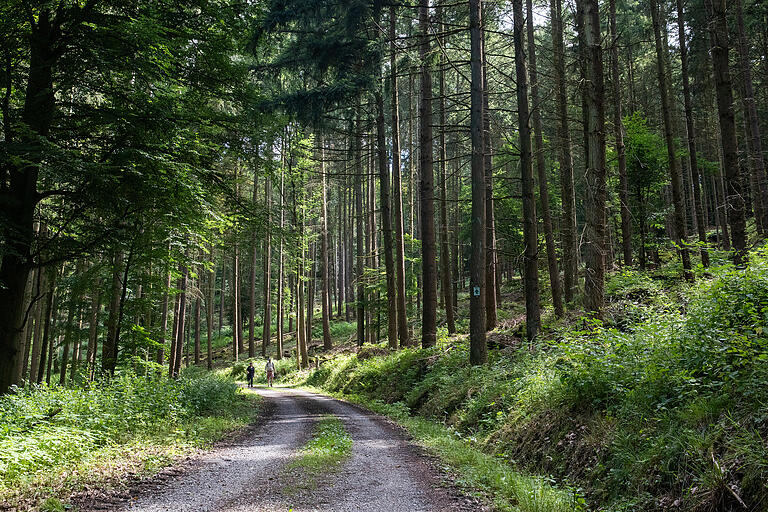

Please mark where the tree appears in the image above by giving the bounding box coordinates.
[577,0,607,316]
[705,0,747,264]
[469,0,487,365]
[650,0,693,281]
[514,0,541,341]
[419,0,437,349]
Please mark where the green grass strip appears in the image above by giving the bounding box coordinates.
[302,389,585,512]
[290,415,352,473]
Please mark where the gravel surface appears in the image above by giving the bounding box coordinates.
[102,387,480,512]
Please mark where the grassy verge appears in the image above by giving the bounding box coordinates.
[304,388,583,512]
[260,246,768,511]
[0,372,260,511]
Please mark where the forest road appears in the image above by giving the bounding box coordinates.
[109,387,478,512]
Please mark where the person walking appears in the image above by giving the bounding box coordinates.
[246,362,255,388]
[265,357,276,387]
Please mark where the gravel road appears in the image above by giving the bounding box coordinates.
[102,387,479,512]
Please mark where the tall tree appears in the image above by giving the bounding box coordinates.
[263,176,273,356]
[705,0,747,264]
[650,0,693,281]
[419,0,437,348]
[551,0,578,302]
[676,0,710,267]
[469,0,487,364]
[577,0,607,315]
[437,5,456,334]
[319,138,333,350]
[514,0,541,340]
[609,0,632,267]
[390,7,410,348]
[527,0,564,317]
[734,0,768,233]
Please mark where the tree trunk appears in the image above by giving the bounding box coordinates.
[38,268,57,384]
[249,176,259,359]
[676,0,710,267]
[650,0,693,281]
[103,251,124,375]
[232,248,241,360]
[263,176,273,356]
[514,0,541,340]
[706,0,747,264]
[376,80,399,349]
[390,8,410,348]
[277,170,285,359]
[319,139,333,351]
[577,0,607,315]
[469,0,487,364]
[734,0,768,234]
[87,276,101,381]
[173,264,188,378]
[551,0,578,303]
[207,257,214,370]
[482,38,497,332]
[437,6,456,335]
[355,116,366,347]
[194,297,201,365]
[0,12,59,393]
[527,0,564,317]
[609,0,632,268]
[419,0,437,348]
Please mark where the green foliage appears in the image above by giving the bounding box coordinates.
[0,373,256,509]
[287,248,768,510]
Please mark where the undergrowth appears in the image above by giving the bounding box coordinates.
[279,246,768,511]
[0,372,259,510]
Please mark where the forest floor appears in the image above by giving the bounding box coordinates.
[85,387,482,512]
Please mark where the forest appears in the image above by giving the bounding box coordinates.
[1,0,768,510]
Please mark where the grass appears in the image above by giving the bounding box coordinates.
[283,415,352,494]
[0,373,260,510]
[291,415,352,472]
[307,390,584,512]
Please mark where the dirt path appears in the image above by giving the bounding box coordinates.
[106,388,479,512]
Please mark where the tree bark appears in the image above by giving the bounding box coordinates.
[577,0,607,315]
[706,0,747,264]
[103,251,124,375]
[194,296,201,365]
[319,139,333,350]
[249,176,259,359]
[527,0,564,317]
[390,8,410,348]
[514,0,541,341]
[263,176,273,356]
[232,247,241,360]
[437,5,456,335]
[277,169,285,359]
[469,0,487,364]
[550,0,578,303]
[419,0,437,348]
[734,0,768,234]
[355,116,366,346]
[676,0,710,267]
[609,0,633,268]
[206,255,214,370]
[172,264,188,378]
[482,37,497,332]
[650,0,693,280]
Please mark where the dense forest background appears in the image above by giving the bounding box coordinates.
[2,0,768,509]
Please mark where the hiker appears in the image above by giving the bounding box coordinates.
[246,362,255,388]
[265,357,275,387]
